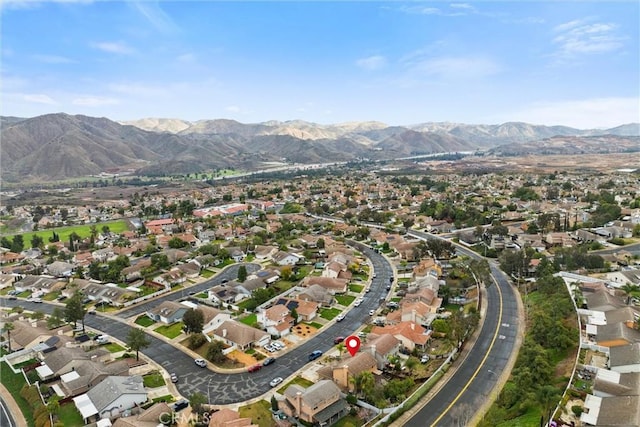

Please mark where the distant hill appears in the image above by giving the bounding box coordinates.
[2,113,638,182]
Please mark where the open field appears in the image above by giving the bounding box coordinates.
[3,220,130,248]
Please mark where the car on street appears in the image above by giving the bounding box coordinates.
[170,373,178,383]
[308,350,323,361]
[334,336,345,344]
[248,364,262,373]
[336,313,345,322]
[354,299,361,307]
[194,358,207,368]
[369,310,375,316]
[27,297,42,303]
[269,377,284,387]
[95,335,109,344]
[87,309,96,315]
[7,295,17,300]
[263,357,276,366]
[172,399,189,411]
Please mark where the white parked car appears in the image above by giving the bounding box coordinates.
[269,377,284,387]
[194,358,207,368]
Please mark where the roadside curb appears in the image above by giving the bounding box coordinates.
[0,382,28,427]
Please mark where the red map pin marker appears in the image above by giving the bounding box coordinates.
[345,336,361,357]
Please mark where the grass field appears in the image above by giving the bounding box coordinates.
[200,269,215,278]
[103,342,126,353]
[57,403,83,427]
[349,284,364,293]
[320,307,341,320]
[238,400,273,427]
[278,376,314,394]
[7,220,130,249]
[154,322,184,339]
[142,371,166,388]
[135,315,155,327]
[239,313,258,328]
[0,361,34,427]
[334,415,364,427]
[335,295,356,306]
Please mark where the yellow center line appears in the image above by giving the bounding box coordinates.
[430,273,504,426]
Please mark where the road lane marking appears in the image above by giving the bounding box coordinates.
[429,272,505,426]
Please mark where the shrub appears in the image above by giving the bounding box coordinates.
[346,394,357,405]
[572,405,583,416]
[188,333,207,350]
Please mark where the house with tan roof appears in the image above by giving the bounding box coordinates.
[146,301,188,324]
[386,300,438,327]
[318,352,377,391]
[609,343,640,373]
[41,346,112,377]
[362,333,401,370]
[207,408,258,427]
[303,277,348,294]
[211,320,270,350]
[8,320,72,351]
[370,321,432,351]
[280,380,348,427]
[58,359,130,397]
[112,402,173,427]
[595,322,640,348]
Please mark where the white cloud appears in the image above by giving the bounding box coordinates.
[108,82,168,97]
[450,3,475,10]
[23,93,57,105]
[91,41,135,55]
[72,96,119,106]
[32,54,74,64]
[356,55,387,71]
[225,106,241,113]
[131,1,178,33]
[553,19,626,55]
[502,97,640,129]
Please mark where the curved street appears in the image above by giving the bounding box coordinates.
[2,248,395,405]
[404,230,521,426]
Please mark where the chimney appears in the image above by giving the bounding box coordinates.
[335,365,350,391]
[369,344,376,357]
[295,392,303,417]
[222,329,227,338]
[411,323,415,331]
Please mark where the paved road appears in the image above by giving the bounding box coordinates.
[593,241,640,255]
[403,230,520,426]
[0,397,16,427]
[114,263,261,319]
[1,249,395,405]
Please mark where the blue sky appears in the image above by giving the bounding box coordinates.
[1,1,638,128]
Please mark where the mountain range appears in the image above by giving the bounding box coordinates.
[1,113,638,182]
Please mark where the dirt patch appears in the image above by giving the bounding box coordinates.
[554,347,578,378]
[227,350,257,367]
[293,324,318,338]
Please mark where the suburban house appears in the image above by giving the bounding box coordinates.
[73,375,148,423]
[370,321,432,352]
[207,408,258,427]
[13,275,63,294]
[83,283,136,307]
[257,304,294,337]
[46,261,76,277]
[272,251,301,266]
[177,303,234,333]
[591,370,640,398]
[253,245,278,261]
[279,380,349,427]
[112,402,173,427]
[8,320,72,351]
[58,359,130,397]
[318,352,377,391]
[210,320,270,351]
[581,394,640,427]
[146,301,188,324]
[594,322,640,348]
[296,284,335,306]
[606,269,640,287]
[303,277,348,294]
[386,300,438,327]
[154,268,187,288]
[208,285,247,305]
[362,333,401,370]
[609,343,640,373]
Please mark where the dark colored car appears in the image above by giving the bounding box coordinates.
[263,357,276,366]
[334,336,345,344]
[308,350,323,361]
[172,399,189,411]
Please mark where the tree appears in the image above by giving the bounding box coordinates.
[290,307,299,325]
[46,395,60,418]
[280,265,293,281]
[537,385,561,426]
[271,395,279,411]
[182,308,205,334]
[65,291,86,332]
[89,225,98,242]
[316,238,325,249]
[30,235,44,249]
[620,283,640,305]
[237,265,247,283]
[2,322,14,353]
[206,340,226,363]
[168,237,188,249]
[32,311,45,321]
[189,392,208,414]
[101,225,110,234]
[47,307,65,329]
[0,237,11,249]
[11,235,24,253]
[127,328,150,360]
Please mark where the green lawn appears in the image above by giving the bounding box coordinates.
[238,400,273,427]
[57,403,83,427]
[200,269,215,278]
[104,342,126,353]
[197,292,208,299]
[152,395,175,403]
[334,415,364,427]
[496,406,543,427]
[335,295,356,306]
[154,322,184,339]
[278,376,314,394]
[42,291,60,301]
[0,362,34,427]
[305,321,324,329]
[320,308,341,320]
[135,315,155,327]
[142,371,166,388]
[349,284,364,293]
[8,220,130,249]
[239,313,258,328]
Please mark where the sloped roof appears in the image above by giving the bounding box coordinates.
[86,375,146,413]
